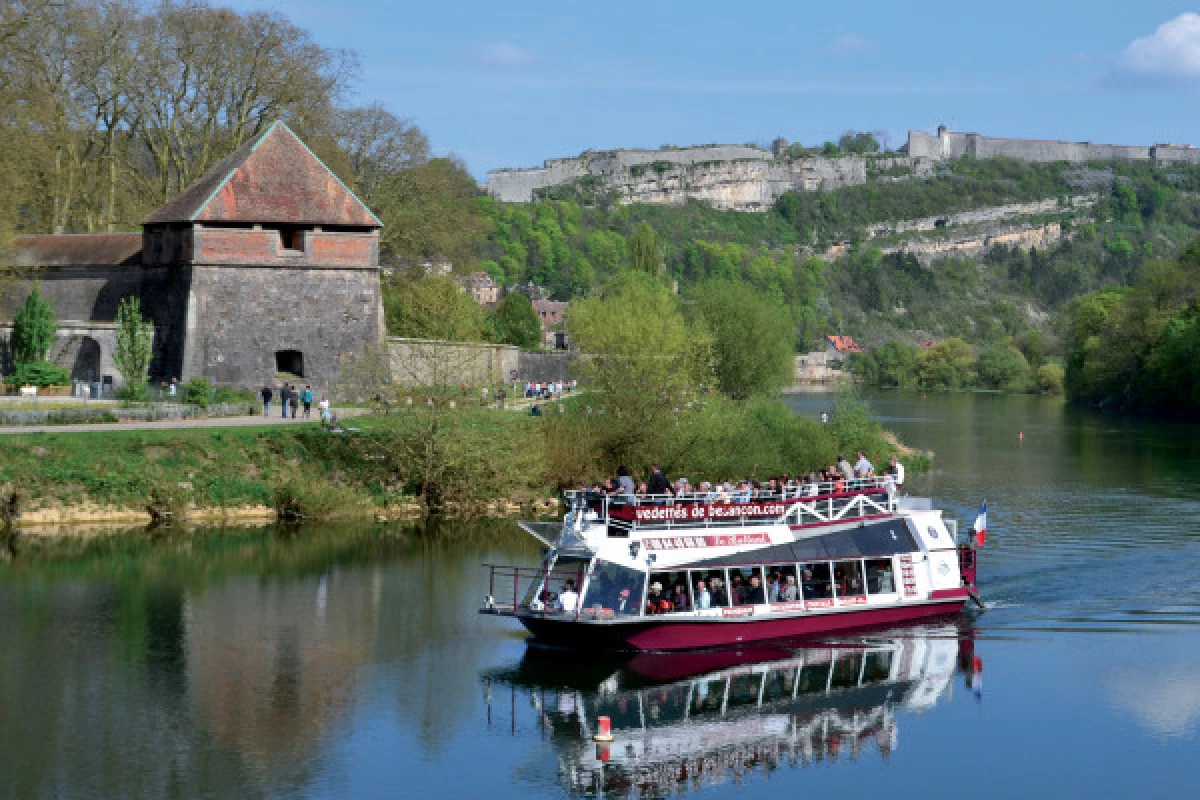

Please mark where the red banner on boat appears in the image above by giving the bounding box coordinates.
[630,502,788,523]
[642,532,771,550]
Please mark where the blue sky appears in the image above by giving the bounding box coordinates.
[224,0,1200,179]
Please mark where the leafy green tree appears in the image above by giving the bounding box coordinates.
[567,272,712,466]
[628,222,665,279]
[492,291,542,348]
[1036,363,1064,395]
[375,158,488,267]
[11,283,55,366]
[915,338,975,389]
[114,296,153,397]
[690,279,794,399]
[383,275,486,341]
[1017,329,1048,369]
[976,343,1031,390]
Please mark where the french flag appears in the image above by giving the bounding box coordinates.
[973,500,988,546]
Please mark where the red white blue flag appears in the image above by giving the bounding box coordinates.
[973,500,988,546]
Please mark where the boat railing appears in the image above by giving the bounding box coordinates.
[564,476,897,531]
[481,563,586,618]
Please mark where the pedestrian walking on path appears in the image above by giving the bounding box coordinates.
[260,384,273,416]
[302,385,313,418]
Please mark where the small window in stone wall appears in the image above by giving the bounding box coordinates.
[276,226,305,255]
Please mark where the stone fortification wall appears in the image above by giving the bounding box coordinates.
[182,264,384,389]
[386,337,574,387]
[0,322,124,384]
[907,128,1200,165]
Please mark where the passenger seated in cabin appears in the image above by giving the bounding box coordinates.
[694,579,712,609]
[729,572,747,605]
[800,568,825,599]
[709,576,729,607]
[645,581,665,614]
[669,583,690,612]
[767,570,781,602]
[780,574,799,602]
[558,580,579,612]
[744,574,766,604]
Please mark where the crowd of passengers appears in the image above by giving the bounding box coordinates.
[642,563,882,614]
[579,455,904,508]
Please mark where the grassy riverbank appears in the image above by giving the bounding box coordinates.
[0,396,928,526]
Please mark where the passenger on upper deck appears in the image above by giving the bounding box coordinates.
[837,455,855,483]
[647,464,673,497]
[854,450,875,479]
[616,465,636,499]
[884,456,905,486]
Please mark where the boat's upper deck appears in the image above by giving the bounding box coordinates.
[565,476,899,535]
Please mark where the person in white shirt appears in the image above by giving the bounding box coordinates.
[885,456,905,486]
[694,579,712,609]
[558,580,579,613]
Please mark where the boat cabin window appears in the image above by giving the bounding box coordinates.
[690,569,729,609]
[799,562,833,599]
[642,684,690,724]
[727,673,764,709]
[580,559,643,615]
[766,563,799,603]
[646,571,691,614]
[540,557,589,611]
[865,558,896,594]
[589,693,642,729]
[833,560,866,598]
[797,657,833,695]
[689,678,727,717]
[763,666,798,703]
[862,649,894,684]
[830,651,866,689]
[727,566,766,605]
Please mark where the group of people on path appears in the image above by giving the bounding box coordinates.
[260,382,331,423]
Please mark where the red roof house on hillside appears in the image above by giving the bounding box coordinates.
[825,335,862,360]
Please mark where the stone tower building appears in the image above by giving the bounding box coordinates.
[3,122,385,390]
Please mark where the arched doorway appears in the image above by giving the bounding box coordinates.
[58,335,101,382]
[275,350,304,378]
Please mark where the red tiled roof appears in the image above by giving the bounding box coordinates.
[143,122,381,228]
[826,335,862,353]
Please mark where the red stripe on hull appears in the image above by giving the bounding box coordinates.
[519,600,966,651]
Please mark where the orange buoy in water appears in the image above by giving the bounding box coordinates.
[594,716,615,742]
[1019,431,1024,442]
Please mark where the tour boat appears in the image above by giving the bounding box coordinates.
[483,625,977,794]
[481,477,983,651]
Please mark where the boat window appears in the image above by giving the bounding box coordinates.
[689,678,727,717]
[829,651,865,689]
[588,693,642,730]
[689,569,727,608]
[580,560,643,616]
[646,571,691,614]
[865,558,897,594]
[540,557,589,612]
[642,684,690,724]
[832,560,866,598]
[765,563,799,603]
[762,667,797,703]
[799,562,833,599]
[727,566,766,605]
[796,659,832,695]
[862,650,894,684]
[727,672,764,708]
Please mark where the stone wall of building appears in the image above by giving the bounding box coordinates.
[183,265,384,388]
[386,337,575,387]
[0,322,124,384]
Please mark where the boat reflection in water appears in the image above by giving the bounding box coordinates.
[484,623,980,795]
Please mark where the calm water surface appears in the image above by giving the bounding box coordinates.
[2,392,1199,799]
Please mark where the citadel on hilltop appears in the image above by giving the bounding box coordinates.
[487,127,1200,212]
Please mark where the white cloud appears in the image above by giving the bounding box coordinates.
[478,42,534,68]
[827,33,878,55]
[1108,13,1200,85]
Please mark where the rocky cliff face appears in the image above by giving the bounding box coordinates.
[486,146,919,211]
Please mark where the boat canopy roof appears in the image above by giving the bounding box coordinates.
[682,518,918,567]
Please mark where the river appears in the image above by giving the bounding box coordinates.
[1,392,1198,798]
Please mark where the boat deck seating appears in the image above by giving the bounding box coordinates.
[564,477,898,536]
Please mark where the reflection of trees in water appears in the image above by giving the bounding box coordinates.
[0,518,539,796]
